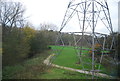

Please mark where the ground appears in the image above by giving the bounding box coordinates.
[2,46,115,79]
[50,45,108,74]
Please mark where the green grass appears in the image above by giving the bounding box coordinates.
[2,51,51,79]
[2,46,113,79]
[40,67,104,79]
[51,46,80,69]
[3,50,103,79]
[49,45,108,75]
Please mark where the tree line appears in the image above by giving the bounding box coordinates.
[0,0,58,66]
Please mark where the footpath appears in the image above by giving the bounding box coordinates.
[43,54,113,79]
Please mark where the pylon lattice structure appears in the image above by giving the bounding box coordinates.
[52,0,116,79]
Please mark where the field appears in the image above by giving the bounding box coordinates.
[3,49,105,79]
[50,45,109,75]
[40,67,104,79]
[2,46,115,79]
[2,51,51,79]
[2,50,103,79]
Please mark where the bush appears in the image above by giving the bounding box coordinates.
[3,27,30,66]
[2,26,51,66]
[29,31,48,58]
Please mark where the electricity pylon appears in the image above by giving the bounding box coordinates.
[54,0,115,79]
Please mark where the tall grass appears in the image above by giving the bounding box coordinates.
[2,51,51,79]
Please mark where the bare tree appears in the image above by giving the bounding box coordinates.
[0,0,26,29]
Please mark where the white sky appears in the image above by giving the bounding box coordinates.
[18,0,119,33]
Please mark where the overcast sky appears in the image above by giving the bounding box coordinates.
[18,0,119,33]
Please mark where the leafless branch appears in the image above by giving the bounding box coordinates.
[0,0,26,29]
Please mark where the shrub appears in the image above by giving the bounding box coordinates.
[29,31,48,58]
[3,27,30,66]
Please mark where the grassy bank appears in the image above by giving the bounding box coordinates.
[50,45,110,75]
[2,46,113,79]
[2,49,104,79]
[2,49,101,79]
[40,67,105,79]
[2,51,51,79]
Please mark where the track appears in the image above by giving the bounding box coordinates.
[43,54,113,79]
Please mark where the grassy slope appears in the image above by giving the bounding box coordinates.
[2,46,112,79]
[3,51,51,79]
[52,46,79,69]
[50,45,108,74]
[40,67,104,79]
[40,46,105,79]
[3,50,102,79]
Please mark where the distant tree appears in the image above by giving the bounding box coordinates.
[40,23,58,31]
[42,30,58,45]
[29,31,48,58]
[38,23,58,45]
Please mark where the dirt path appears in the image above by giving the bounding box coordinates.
[43,54,113,79]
